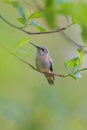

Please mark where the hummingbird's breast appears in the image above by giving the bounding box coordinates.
[35,53,51,71]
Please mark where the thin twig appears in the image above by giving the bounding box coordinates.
[79,68,87,72]
[60,31,82,48]
[0,43,65,77]
[0,14,70,35]
[1,14,87,52]
[60,29,87,54]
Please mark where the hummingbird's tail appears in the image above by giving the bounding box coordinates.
[45,74,54,85]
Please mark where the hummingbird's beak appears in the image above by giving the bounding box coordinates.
[29,42,42,50]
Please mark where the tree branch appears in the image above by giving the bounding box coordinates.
[0,14,70,35]
[1,14,87,53]
[0,43,66,77]
[60,29,87,54]
[0,42,87,79]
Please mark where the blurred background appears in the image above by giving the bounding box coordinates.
[0,1,87,130]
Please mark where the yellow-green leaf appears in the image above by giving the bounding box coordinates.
[15,38,30,50]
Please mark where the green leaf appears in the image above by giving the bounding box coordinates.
[72,1,87,43]
[58,3,74,16]
[14,49,30,57]
[29,20,46,32]
[57,0,87,43]
[81,24,87,43]
[29,11,44,19]
[64,48,85,80]
[72,66,79,73]
[15,38,30,50]
[67,57,80,70]
[17,18,26,25]
[36,26,46,32]
[5,0,18,4]
[5,0,29,25]
[77,48,85,66]
[64,57,80,78]
[65,52,84,71]
[57,0,72,3]
[44,0,56,29]
[5,1,25,18]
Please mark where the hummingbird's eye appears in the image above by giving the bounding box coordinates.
[43,49,48,53]
[41,48,45,51]
[39,47,48,53]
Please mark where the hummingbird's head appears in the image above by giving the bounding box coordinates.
[37,46,49,54]
[30,42,49,55]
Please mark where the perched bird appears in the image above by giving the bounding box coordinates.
[30,42,54,85]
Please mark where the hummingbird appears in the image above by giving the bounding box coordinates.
[30,42,55,85]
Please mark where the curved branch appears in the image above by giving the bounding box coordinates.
[0,43,87,79]
[1,14,87,52]
[0,43,66,77]
[0,14,69,35]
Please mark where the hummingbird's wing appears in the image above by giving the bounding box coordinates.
[45,60,55,85]
[50,61,53,71]
[50,61,55,80]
